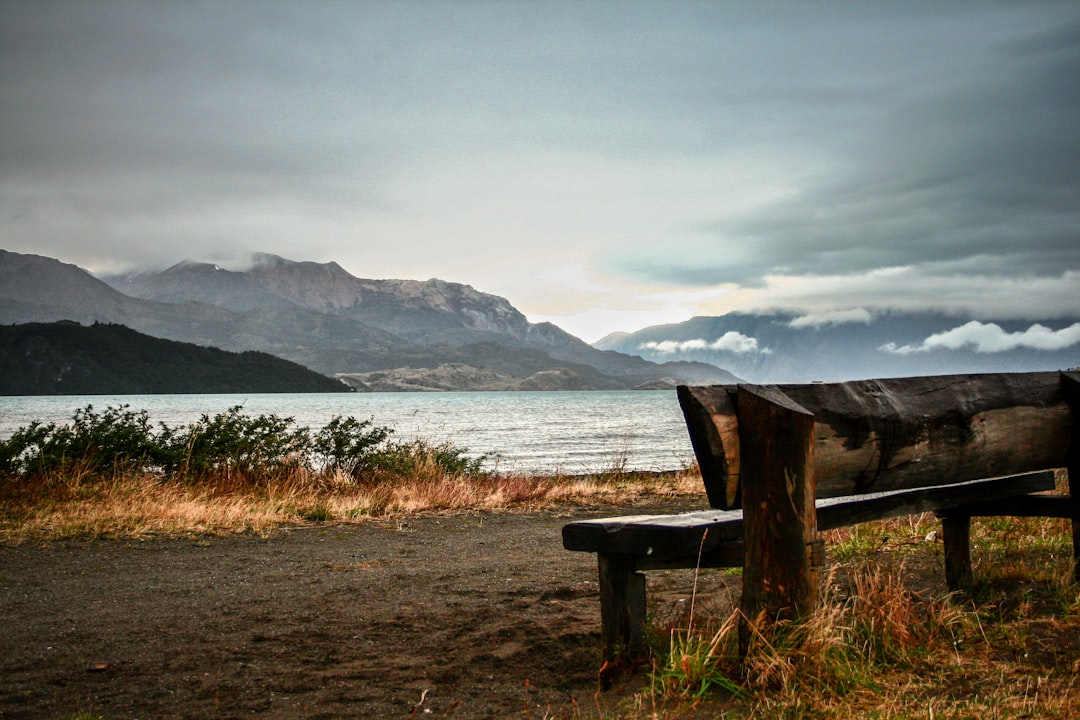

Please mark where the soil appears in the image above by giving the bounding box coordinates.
[0,499,734,719]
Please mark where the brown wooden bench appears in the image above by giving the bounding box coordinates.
[562,371,1079,661]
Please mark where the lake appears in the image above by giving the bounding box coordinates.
[0,391,695,475]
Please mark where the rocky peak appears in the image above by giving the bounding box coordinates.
[373,278,529,335]
[103,253,531,338]
[239,256,531,337]
[243,254,366,312]
[105,260,293,312]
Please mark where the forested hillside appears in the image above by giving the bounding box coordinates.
[0,322,352,394]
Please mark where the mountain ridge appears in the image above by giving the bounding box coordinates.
[1,250,737,391]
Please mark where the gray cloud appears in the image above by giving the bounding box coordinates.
[616,11,1080,292]
[2,1,1078,336]
[788,309,873,329]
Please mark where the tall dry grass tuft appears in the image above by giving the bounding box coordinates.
[543,468,703,506]
[847,561,919,664]
[651,561,1001,711]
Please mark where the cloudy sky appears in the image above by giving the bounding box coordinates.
[2,1,1078,342]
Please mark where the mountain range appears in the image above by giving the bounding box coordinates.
[596,311,1080,383]
[0,250,736,391]
[5,249,1075,390]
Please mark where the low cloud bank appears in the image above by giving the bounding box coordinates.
[788,308,873,329]
[880,321,1080,355]
[640,331,766,355]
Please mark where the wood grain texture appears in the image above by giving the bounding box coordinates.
[677,384,739,509]
[597,554,646,661]
[737,384,818,630]
[679,372,1071,508]
[1062,371,1080,581]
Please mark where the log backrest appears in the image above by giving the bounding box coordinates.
[678,371,1077,511]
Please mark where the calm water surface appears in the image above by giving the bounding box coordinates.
[0,391,694,474]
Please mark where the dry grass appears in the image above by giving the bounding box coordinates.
[587,470,1080,718]
[0,464,703,543]
[605,506,1080,720]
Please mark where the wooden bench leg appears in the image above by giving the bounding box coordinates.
[1069,490,1080,584]
[1054,362,1078,581]
[597,553,646,662]
[1069,462,1080,584]
[941,514,974,591]
[1070,514,1080,584]
[1070,496,1080,584]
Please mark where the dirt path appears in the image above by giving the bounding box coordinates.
[1,500,727,719]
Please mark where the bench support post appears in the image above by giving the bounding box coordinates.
[1070,463,1080,584]
[940,514,974,590]
[597,553,646,663]
[1064,371,1080,583]
[737,384,818,655]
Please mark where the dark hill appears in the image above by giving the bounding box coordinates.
[0,322,352,395]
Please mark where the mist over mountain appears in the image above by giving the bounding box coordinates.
[595,311,1080,383]
[0,250,736,391]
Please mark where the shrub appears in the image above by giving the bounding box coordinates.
[309,415,394,477]
[0,404,487,486]
[365,439,488,480]
[0,421,55,478]
[159,406,310,480]
[0,405,158,479]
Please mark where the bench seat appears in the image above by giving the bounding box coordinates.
[564,470,1058,564]
[564,472,1067,660]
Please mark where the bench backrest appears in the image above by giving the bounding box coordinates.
[678,371,1076,511]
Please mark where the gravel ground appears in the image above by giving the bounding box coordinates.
[0,499,727,719]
